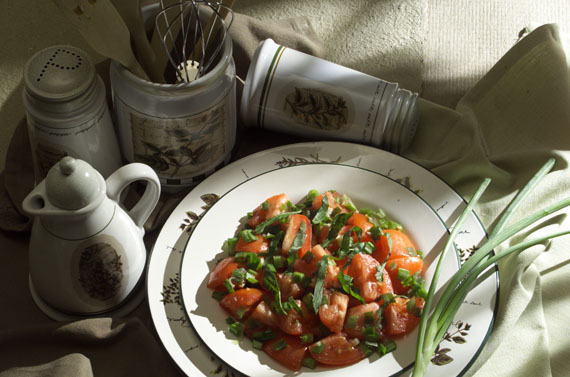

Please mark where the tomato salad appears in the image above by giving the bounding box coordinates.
[207,190,427,371]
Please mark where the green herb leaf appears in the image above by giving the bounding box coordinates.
[261,200,270,211]
[312,195,330,225]
[287,221,307,271]
[288,296,303,315]
[322,212,352,247]
[338,270,365,304]
[262,268,286,315]
[255,211,301,234]
[312,256,329,314]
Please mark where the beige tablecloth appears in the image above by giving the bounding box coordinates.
[1,10,569,377]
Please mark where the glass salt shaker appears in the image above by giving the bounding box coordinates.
[23,45,123,182]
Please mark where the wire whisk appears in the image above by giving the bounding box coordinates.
[155,0,234,83]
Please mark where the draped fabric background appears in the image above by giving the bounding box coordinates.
[1,1,570,376]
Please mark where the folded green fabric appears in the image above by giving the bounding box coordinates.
[405,24,570,377]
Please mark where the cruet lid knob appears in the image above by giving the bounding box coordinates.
[45,156,103,210]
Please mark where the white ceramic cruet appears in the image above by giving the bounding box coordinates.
[22,156,160,317]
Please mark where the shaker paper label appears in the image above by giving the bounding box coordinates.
[256,46,392,146]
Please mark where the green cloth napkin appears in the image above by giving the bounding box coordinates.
[405,23,570,376]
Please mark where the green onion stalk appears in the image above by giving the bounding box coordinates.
[413,158,570,376]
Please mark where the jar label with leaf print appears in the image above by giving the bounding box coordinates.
[124,95,232,188]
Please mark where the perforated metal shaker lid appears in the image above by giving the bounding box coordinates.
[23,45,95,102]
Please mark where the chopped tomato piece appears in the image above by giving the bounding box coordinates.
[346,212,374,234]
[282,214,312,258]
[263,333,308,371]
[293,245,339,288]
[311,191,341,210]
[345,253,393,302]
[309,333,365,366]
[372,229,418,263]
[385,256,424,294]
[278,300,319,336]
[235,234,269,254]
[219,288,264,320]
[277,272,305,301]
[249,301,279,328]
[343,302,381,339]
[318,290,349,334]
[247,193,289,228]
[385,297,424,336]
[207,257,241,291]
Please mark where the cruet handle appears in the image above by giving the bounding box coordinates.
[106,163,161,229]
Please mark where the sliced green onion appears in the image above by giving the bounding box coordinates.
[364,311,375,326]
[272,255,286,269]
[379,339,396,355]
[229,321,243,337]
[345,315,358,329]
[341,194,358,212]
[362,326,379,341]
[211,291,226,301]
[273,339,288,351]
[252,339,263,350]
[397,268,411,281]
[240,229,258,242]
[236,307,247,319]
[302,357,317,369]
[359,342,373,357]
[261,200,270,211]
[293,271,306,284]
[253,329,276,341]
[224,278,235,293]
[311,342,325,355]
[300,333,314,344]
[414,158,570,377]
[223,237,238,256]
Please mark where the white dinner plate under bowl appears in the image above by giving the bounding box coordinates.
[147,141,497,376]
